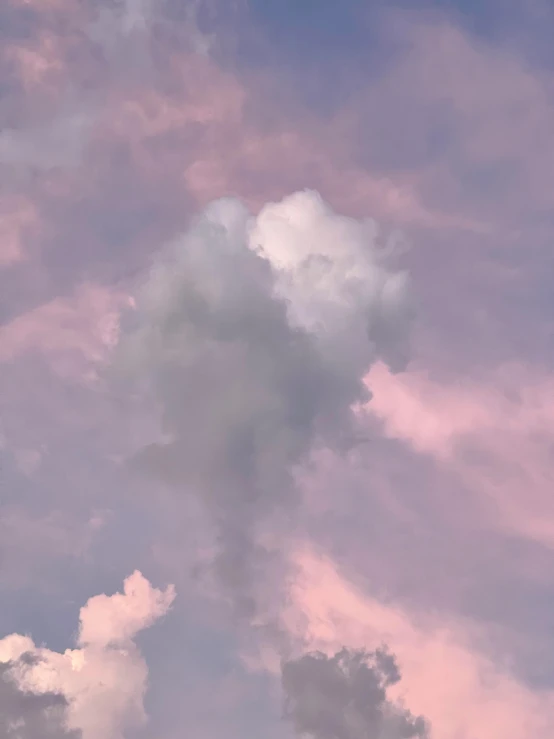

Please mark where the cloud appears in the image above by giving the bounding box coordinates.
[344,16,554,232]
[3,31,66,95]
[282,647,428,739]
[0,0,153,178]
[6,5,554,738]
[283,547,554,739]
[0,571,175,739]
[0,508,102,589]
[0,106,95,171]
[1,7,474,335]
[77,568,175,647]
[116,189,413,622]
[0,660,78,739]
[364,360,493,459]
[0,196,37,267]
[89,0,153,44]
[0,283,131,378]
[87,0,154,75]
[250,191,413,369]
[365,361,554,548]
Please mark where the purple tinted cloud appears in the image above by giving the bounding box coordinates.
[2,2,554,738]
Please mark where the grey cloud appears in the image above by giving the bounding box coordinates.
[0,106,94,172]
[0,659,78,739]
[89,0,153,42]
[282,648,427,739]
[114,189,427,737]
[87,0,154,78]
[116,190,413,622]
[0,0,152,179]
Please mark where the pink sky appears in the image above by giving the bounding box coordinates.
[2,2,554,738]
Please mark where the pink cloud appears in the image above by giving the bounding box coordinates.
[4,32,65,92]
[358,18,554,227]
[282,546,554,739]
[92,48,471,230]
[3,8,554,738]
[11,0,68,8]
[0,283,133,377]
[3,10,552,274]
[365,361,509,457]
[76,13,552,254]
[79,570,176,648]
[0,507,106,588]
[2,14,514,297]
[0,197,38,266]
[365,361,554,547]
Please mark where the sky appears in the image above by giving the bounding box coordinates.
[2,0,554,737]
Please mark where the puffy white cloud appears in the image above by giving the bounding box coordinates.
[251,190,411,361]
[116,189,413,622]
[0,571,175,739]
[77,569,176,648]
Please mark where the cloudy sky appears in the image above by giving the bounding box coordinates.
[2,0,554,737]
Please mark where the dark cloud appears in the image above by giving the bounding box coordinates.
[282,647,427,739]
[0,658,79,739]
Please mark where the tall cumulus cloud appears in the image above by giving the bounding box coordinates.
[117,189,413,622]
[115,188,424,738]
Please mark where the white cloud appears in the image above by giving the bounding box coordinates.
[249,189,413,370]
[0,571,176,739]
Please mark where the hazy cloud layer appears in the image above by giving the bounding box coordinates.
[3,1,554,738]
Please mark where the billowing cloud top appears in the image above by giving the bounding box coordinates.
[0,572,175,739]
[251,191,411,364]
[117,189,412,621]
